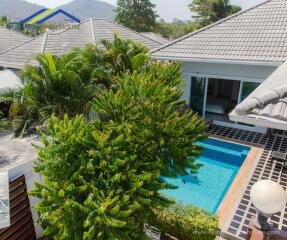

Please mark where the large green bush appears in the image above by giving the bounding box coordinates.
[152,203,218,240]
[31,56,207,239]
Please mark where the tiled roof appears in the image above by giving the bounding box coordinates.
[230,61,287,130]
[152,0,287,63]
[140,32,170,45]
[0,28,31,54]
[0,19,163,69]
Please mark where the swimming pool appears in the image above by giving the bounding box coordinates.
[161,138,250,214]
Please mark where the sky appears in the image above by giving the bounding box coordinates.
[25,0,264,22]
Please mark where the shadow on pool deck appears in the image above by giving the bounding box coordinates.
[0,133,38,171]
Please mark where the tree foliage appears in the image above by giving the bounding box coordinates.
[0,16,9,27]
[0,111,9,131]
[155,19,196,40]
[0,16,44,37]
[0,52,101,136]
[0,35,149,136]
[152,203,218,240]
[189,0,241,27]
[31,44,207,239]
[115,0,158,32]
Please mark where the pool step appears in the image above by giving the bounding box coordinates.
[197,142,248,157]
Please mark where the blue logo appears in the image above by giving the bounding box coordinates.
[12,8,80,25]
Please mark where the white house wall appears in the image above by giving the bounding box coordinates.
[181,62,277,104]
[182,62,276,81]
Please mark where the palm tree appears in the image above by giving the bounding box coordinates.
[72,35,149,90]
[0,53,101,136]
[0,35,150,137]
[101,34,149,75]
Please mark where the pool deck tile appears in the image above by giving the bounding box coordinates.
[207,125,287,240]
[215,139,262,231]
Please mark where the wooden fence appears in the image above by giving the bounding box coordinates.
[0,175,36,240]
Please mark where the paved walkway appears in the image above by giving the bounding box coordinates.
[0,133,38,171]
[0,172,9,229]
[206,125,287,240]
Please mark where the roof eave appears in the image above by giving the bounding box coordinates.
[0,61,30,70]
[229,111,287,131]
[151,55,283,67]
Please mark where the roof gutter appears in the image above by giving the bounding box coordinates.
[151,56,283,67]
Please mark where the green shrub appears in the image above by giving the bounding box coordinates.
[31,59,207,239]
[0,110,9,131]
[152,203,218,240]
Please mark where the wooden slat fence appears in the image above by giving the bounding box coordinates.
[0,175,36,240]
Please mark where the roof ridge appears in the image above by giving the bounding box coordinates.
[151,0,274,54]
[0,21,85,56]
[90,18,164,45]
[41,32,48,53]
[89,18,96,44]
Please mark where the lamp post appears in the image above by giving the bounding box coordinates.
[250,180,287,231]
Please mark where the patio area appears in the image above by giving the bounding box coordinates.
[206,124,287,240]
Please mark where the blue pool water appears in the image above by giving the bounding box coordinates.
[161,138,250,214]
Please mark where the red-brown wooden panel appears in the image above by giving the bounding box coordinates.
[0,175,36,240]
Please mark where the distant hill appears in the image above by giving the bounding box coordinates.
[0,0,116,22]
[0,0,43,21]
[61,0,116,21]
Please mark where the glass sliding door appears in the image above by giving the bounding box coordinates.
[240,82,260,102]
[190,76,207,116]
[237,81,260,127]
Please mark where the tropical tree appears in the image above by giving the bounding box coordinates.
[31,54,207,239]
[74,35,149,89]
[0,52,101,136]
[155,19,196,39]
[189,0,241,27]
[115,0,158,32]
[0,35,155,137]
[0,16,9,27]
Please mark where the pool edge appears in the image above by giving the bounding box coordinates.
[214,135,263,233]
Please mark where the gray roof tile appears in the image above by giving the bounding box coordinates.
[152,0,287,63]
[0,27,31,54]
[0,19,163,69]
[140,32,170,45]
[230,61,287,128]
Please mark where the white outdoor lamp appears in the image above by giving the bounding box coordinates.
[250,180,287,231]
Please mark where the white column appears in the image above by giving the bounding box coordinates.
[181,73,191,105]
